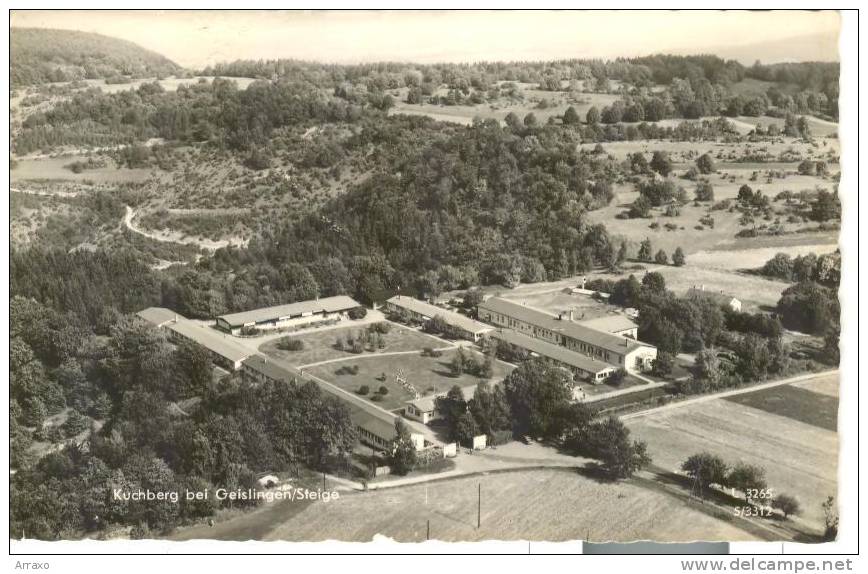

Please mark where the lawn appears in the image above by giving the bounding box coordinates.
[626,374,839,530]
[260,468,755,542]
[305,348,515,412]
[259,322,450,367]
[586,263,794,312]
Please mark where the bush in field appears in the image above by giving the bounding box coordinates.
[694,181,714,202]
[772,494,802,519]
[727,463,768,502]
[696,153,716,174]
[681,452,729,494]
[378,385,389,396]
[358,385,370,395]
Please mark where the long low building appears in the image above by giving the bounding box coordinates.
[241,354,425,452]
[137,307,253,371]
[216,295,362,335]
[477,297,657,373]
[489,328,615,383]
[384,295,493,341]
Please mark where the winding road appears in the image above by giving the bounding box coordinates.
[123,205,249,251]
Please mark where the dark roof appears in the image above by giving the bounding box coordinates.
[243,354,304,382]
[386,296,493,334]
[217,295,361,328]
[489,329,614,375]
[479,297,647,355]
[137,307,182,327]
[167,321,253,363]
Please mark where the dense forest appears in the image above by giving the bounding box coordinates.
[11,28,181,86]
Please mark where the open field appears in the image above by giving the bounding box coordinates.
[259,323,449,367]
[305,348,514,412]
[687,243,838,272]
[588,179,837,262]
[388,84,620,126]
[589,264,793,311]
[255,468,755,542]
[578,137,839,165]
[11,155,154,184]
[626,373,838,530]
[724,384,837,432]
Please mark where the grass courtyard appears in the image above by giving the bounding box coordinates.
[305,348,515,412]
[259,322,450,367]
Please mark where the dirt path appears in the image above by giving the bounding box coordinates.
[123,205,248,251]
[298,347,456,369]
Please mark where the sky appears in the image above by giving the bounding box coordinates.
[10,10,840,68]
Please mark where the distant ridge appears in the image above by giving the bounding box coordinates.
[11,27,182,86]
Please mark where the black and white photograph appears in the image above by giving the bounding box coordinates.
[5,6,861,562]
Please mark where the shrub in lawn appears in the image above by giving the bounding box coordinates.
[368,322,392,334]
[370,394,384,402]
[277,338,304,351]
[378,386,389,395]
[336,364,360,376]
[358,385,370,395]
[608,368,628,386]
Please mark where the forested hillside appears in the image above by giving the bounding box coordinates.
[11,28,181,86]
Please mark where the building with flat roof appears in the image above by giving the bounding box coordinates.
[137,307,181,328]
[167,319,253,371]
[404,382,494,425]
[384,295,493,341]
[478,297,657,373]
[216,295,362,334]
[489,328,615,383]
[137,307,252,371]
[579,314,638,338]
